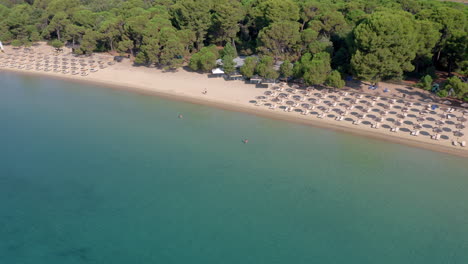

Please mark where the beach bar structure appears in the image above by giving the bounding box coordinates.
[227,74,243,81]
[249,77,262,84]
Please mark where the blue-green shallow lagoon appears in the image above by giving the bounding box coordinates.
[1,72,468,264]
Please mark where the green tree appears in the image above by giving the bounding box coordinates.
[422,6,467,72]
[256,55,279,79]
[98,16,122,51]
[443,76,468,100]
[5,4,35,41]
[118,39,134,56]
[308,10,348,38]
[222,55,236,75]
[171,0,213,50]
[211,0,244,46]
[279,60,293,79]
[258,21,301,60]
[189,45,219,72]
[417,75,433,91]
[50,39,64,49]
[45,11,71,41]
[256,0,300,24]
[294,52,331,85]
[325,70,345,89]
[221,42,236,58]
[240,56,258,78]
[29,31,41,43]
[437,89,448,98]
[65,24,84,50]
[11,39,22,47]
[299,0,325,31]
[160,28,186,69]
[440,31,467,75]
[79,30,100,55]
[351,12,417,82]
[307,37,333,54]
[411,20,441,73]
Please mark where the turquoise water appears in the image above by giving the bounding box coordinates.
[1,72,468,264]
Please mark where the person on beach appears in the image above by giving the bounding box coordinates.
[202,88,207,95]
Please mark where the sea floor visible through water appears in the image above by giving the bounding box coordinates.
[1,72,468,264]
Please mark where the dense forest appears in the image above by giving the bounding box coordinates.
[0,0,467,100]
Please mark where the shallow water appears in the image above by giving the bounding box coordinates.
[1,72,468,264]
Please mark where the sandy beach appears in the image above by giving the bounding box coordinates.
[1,43,467,158]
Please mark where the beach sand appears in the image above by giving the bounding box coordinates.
[1,43,467,158]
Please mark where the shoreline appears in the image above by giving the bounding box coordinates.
[2,67,468,158]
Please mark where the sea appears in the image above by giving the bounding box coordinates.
[1,71,468,264]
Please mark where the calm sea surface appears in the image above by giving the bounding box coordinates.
[1,72,468,264]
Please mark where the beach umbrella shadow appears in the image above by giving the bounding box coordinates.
[442,127,452,132]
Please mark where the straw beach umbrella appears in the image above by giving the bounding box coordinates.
[435,120,444,126]
[416,117,425,123]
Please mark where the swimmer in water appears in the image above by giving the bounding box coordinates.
[243,139,249,144]
[178,114,183,119]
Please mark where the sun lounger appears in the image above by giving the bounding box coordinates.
[452,140,458,146]
[462,141,466,147]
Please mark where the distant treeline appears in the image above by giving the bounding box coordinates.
[0,0,467,99]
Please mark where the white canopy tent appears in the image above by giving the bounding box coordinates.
[0,41,4,52]
[212,68,225,75]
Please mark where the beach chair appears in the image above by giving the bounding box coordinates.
[461,141,466,147]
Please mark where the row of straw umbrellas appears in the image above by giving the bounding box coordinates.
[251,83,468,147]
[0,48,115,76]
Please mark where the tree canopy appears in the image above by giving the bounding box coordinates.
[0,0,466,98]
